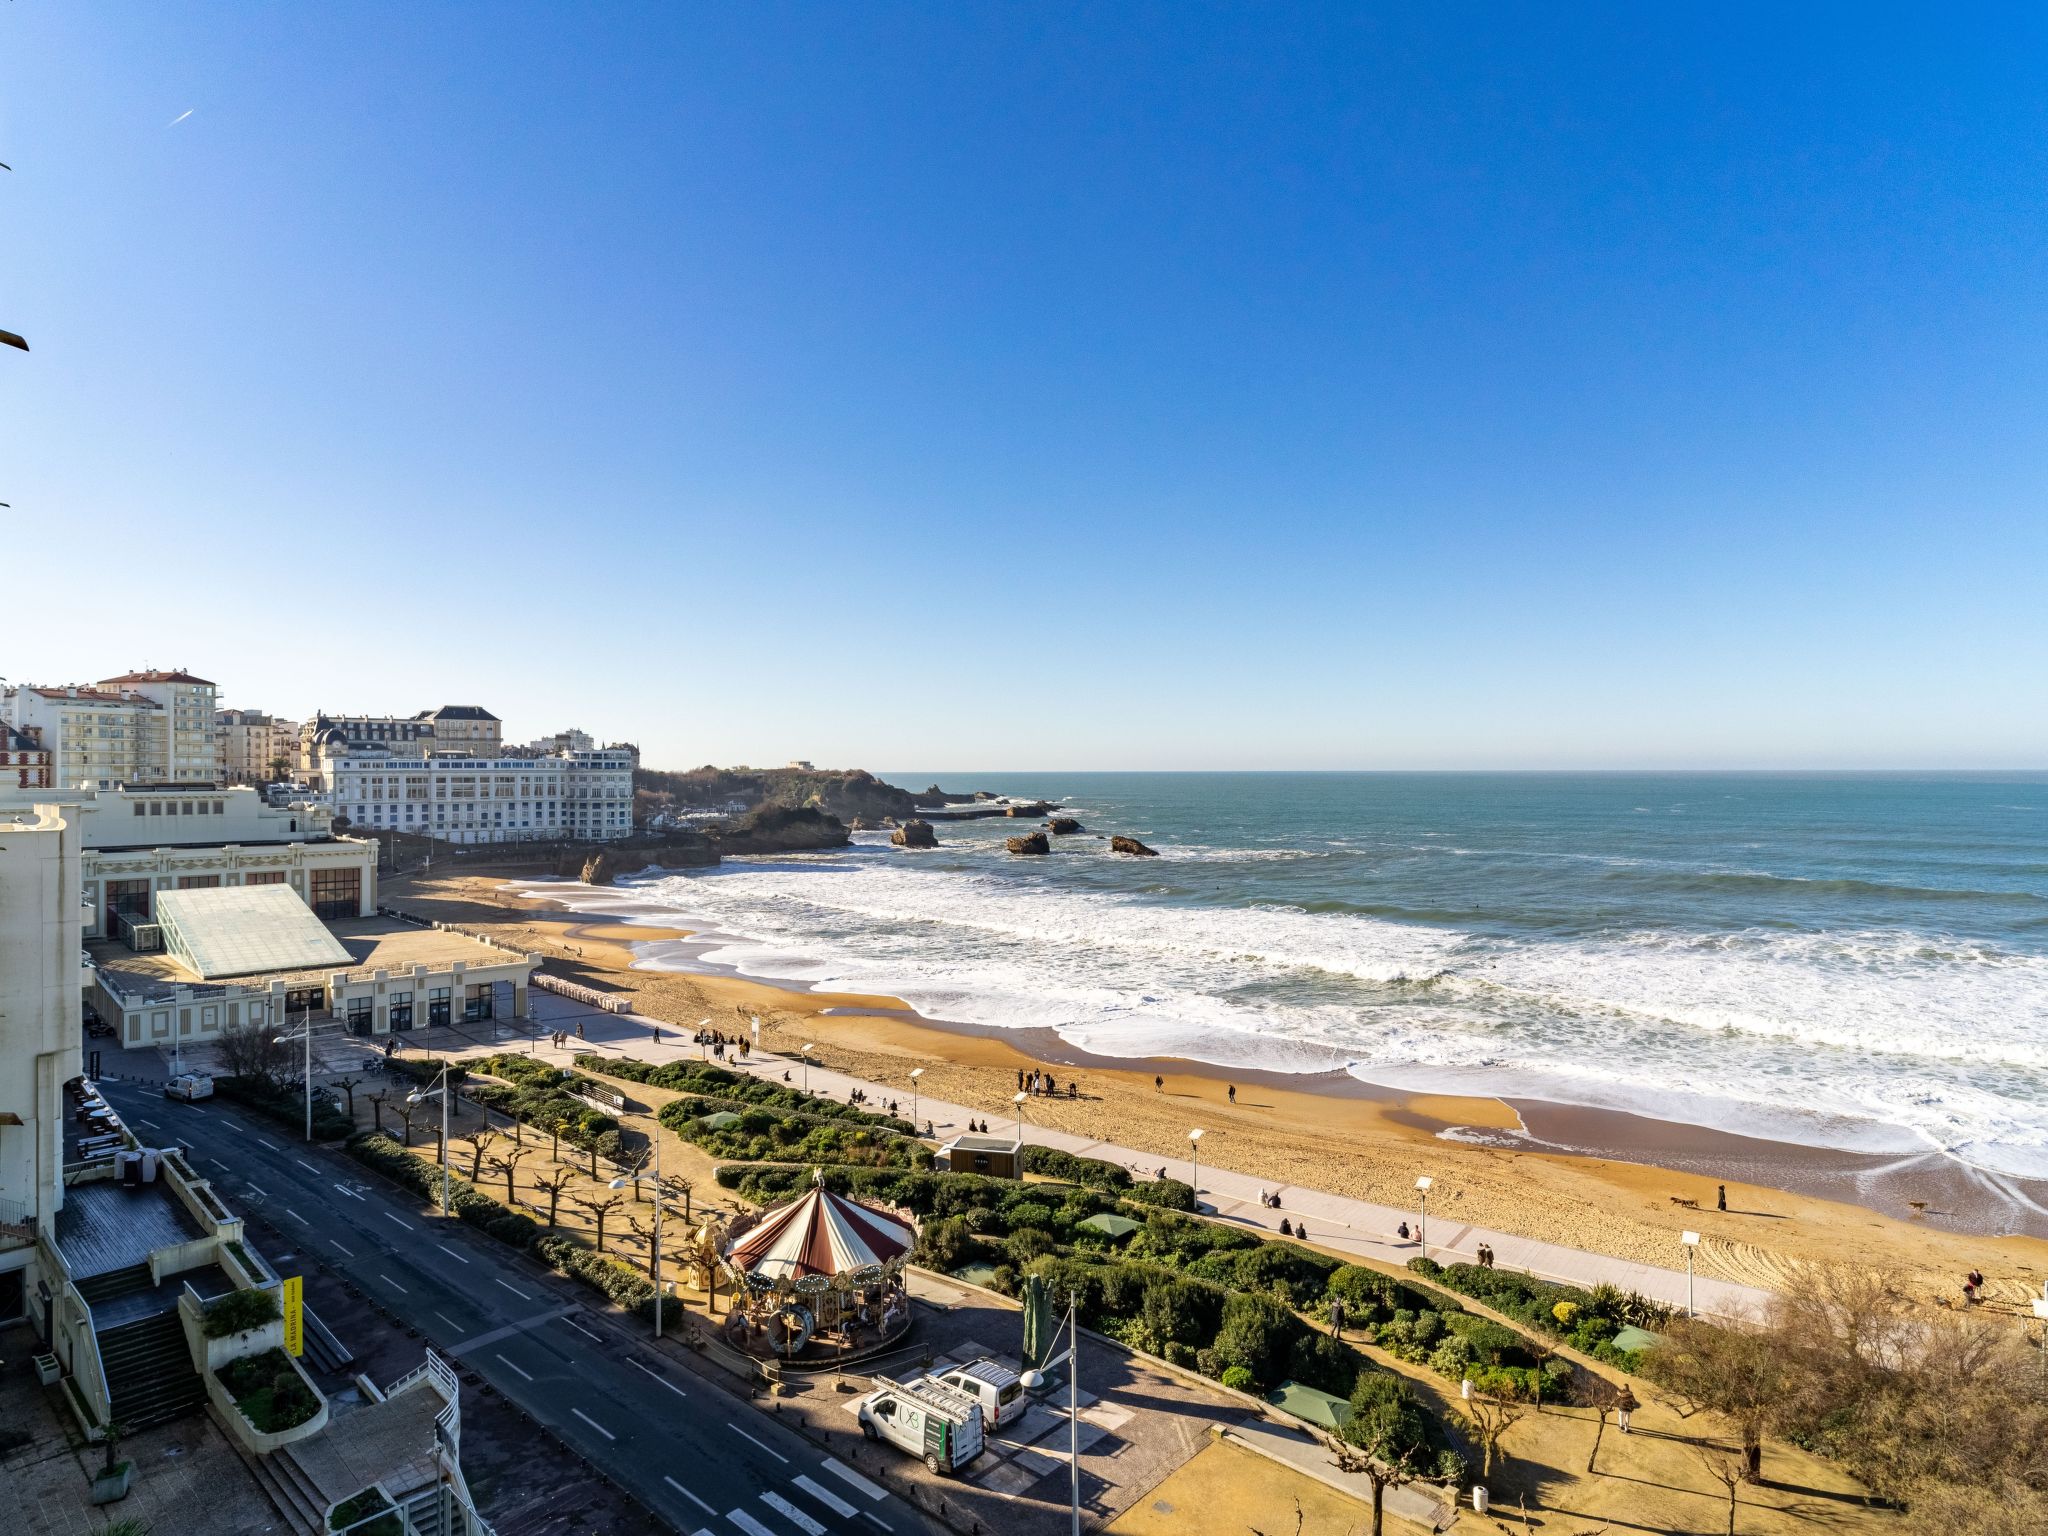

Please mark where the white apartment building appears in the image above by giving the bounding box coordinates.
[6,669,220,788]
[561,744,637,841]
[315,742,567,844]
[0,804,84,1316]
[215,708,299,785]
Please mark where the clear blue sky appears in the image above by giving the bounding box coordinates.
[6,5,2045,770]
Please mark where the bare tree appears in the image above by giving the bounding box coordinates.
[216,1018,291,1090]
[1690,1442,1747,1536]
[573,1191,626,1251]
[467,1128,499,1182]
[532,1169,574,1229]
[367,1090,388,1136]
[670,1174,694,1223]
[332,1074,364,1120]
[1646,1317,1790,1480]
[1329,1440,1420,1536]
[485,1147,530,1208]
[396,1098,418,1148]
[625,1214,660,1277]
[1457,1392,1526,1482]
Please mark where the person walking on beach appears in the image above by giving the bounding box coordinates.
[1717,1183,1727,1212]
[1227,1084,1236,1105]
[1018,1069,1026,1092]
[1154,1075,1164,1094]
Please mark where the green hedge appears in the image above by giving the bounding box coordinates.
[658,1098,932,1170]
[460,1055,620,1151]
[1123,1177,1196,1212]
[217,1347,318,1432]
[581,1055,916,1134]
[1408,1258,1663,1374]
[1021,1145,1132,1190]
[214,1075,353,1141]
[203,1286,281,1339]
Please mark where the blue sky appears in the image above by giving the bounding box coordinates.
[5,5,2045,769]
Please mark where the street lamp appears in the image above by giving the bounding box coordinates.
[1018,1295,1083,1536]
[407,1066,454,1216]
[698,1018,712,1060]
[909,1067,924,1130]
[273,1004,316,1142]
[1681,1230,1700,1319]
[1414,1176,1433,1260]
[1187,1128,1205,1201]
[611,1134,673,1340]
[1010,1090,1031,1142]
[799,1043,816,1095]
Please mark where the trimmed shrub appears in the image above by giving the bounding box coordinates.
[217,1347,318,1432]
[1219,1365,1256,1393]
[214,1075,353,1141]
[1005,1227,1057,1264]
[583,1056,915,1134]
[1021,1145,1132,1190]
[203,1286,280,1339]
[1123,1177,1196,1212]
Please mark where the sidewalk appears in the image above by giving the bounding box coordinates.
[458,995,1772,1325]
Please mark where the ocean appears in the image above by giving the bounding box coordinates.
[608,772,2048,1182]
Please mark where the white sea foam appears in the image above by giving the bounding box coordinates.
[521,843,2048,1179]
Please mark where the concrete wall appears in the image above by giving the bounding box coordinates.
[0,807,83,1235]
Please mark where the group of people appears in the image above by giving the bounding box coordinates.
[1256,1189,1283,1209]
[1017,1068,1078,1098]
[694,1028,751,1062]
[1278,1217,1310,1239]
[546,1023,586,1049]
[1475,1242,1498,1268]
[1961,1267,1987,1305]
[847,1087,905,1117]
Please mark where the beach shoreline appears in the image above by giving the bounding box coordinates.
[385,866,2048,1312]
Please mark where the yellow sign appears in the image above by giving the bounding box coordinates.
[282,1275,303,1357]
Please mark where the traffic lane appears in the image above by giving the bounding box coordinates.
[119,1085,929,1531]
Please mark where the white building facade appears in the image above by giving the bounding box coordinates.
[6,669,220,788]
[215,709,299,785]
[561,745,637,841]
[318,745,567,844]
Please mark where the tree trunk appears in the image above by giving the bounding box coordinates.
[1744,1438,1762,1482]
[1370,1478,1383,1536]
[1587,1408,1608,1474]
[503,1171,515,1204]
[1727,1485,1737,1536]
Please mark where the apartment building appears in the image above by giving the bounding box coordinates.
[561,744,638,841]
[298,704,501,776]
[215,708,299,785]
[5,669,219,788]
[3,722,52,790]
[313,739,567,843]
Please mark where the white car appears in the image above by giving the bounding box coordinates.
[856,1378,985,1476]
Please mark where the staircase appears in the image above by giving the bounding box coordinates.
[76,1261,152,1306]
[97,1311,205,1430]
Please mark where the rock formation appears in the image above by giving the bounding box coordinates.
[1110,835,1160,857]
[1044,817,1083,835]
[891,819,938,849]
[714,805,852,855]
[1006,832,1051,855]
[561,831,718,885]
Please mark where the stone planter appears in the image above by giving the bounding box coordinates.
[33,1353,61,1387]
[91,1460,133,1504]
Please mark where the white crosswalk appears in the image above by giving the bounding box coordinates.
[680,1457,893,1536]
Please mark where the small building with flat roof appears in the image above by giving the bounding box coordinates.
[936,1131,1025,1180]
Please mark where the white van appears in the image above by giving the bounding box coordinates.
[927,1358,1026,1431]
[164,1072,215,1102]
[857,1378,985,1476]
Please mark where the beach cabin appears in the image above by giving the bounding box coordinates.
[936,1131,1024,1180]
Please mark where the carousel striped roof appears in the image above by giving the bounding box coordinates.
[725,1177,917,1283]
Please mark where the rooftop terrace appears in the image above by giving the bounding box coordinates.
[90,915,521,998]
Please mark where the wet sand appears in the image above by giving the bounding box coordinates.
[385,869,2048,1313]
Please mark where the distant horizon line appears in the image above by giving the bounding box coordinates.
[664,765,2048,778]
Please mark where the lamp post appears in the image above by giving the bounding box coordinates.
[909,1067,924,1130]
[1187,1128,1205,1201]
[1018,1296,1082,1536]
[272,1004,315,1142]
[1414,1176,1433,1260]
[611,1134,669,1339]
[1681,1229,1700,1318]
[800,1043,816,1095]
[407,1066,453,1216]
[698,1018,711,1060]
[1011,1090,1029,1141]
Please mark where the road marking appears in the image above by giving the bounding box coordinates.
[863,1514,892,1533]
[135,1117,160,1129]
[383,1212,415,1231]
[494,1354,533,1381]
[570,1407,616,1441]
[437,1311,464,1331]
[727,1422,787,1463]
[725,1512,775,1536]
[664,1477,717,1517]
[562,1317,601,1342]
[822,1458,888,1501]
[295,1159,320,1173]
[257,1137,282,1150]
[382,1275,409,1294]
[207,1158,230,1171]
[628,1357,687,1398]
[245,1183,269,1198]
[331,1240,354,1257]
[334,1183,366,1202]
[763,1491,827,1535]
[448,1304,579,1354]
[436,1244,470,1264]
[494,1278,530,1300]
[792,1475,856,1518]
[285,1208,308,1224]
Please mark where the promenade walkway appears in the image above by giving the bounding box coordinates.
[514,995,1772,1325]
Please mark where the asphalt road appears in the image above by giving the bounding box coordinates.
[101,1077,940,1536]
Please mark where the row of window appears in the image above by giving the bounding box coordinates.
[134,798,228,817]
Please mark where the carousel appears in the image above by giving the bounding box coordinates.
[719,1173,917,1363]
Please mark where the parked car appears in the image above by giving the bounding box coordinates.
[164,1072,215,1102]
[856,1378,985,1476]
[926,1357,1027,1431]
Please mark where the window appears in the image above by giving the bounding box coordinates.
[346,996,375,1036]
[284,985,325,1014]
[428,986,452,1027]
[245,871,287,885]
[309,866,361,919]
[214,800,225,815]
[463,983,494,1023]
[149,801,162,815]
[388,991,413,1030]
[177,875,221,890]
[134,801,146,817]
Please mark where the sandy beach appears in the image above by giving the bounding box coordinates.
[387,868,2048,1315]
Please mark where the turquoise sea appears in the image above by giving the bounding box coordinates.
[617,772,2048,1185]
